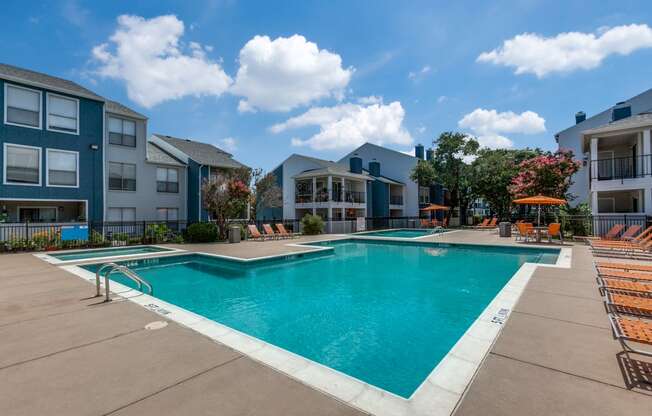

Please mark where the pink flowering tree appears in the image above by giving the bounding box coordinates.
[202,167,251,239]
[509,149,581,200]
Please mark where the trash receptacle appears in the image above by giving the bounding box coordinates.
[228,225,241,243]
[499,222,512,238]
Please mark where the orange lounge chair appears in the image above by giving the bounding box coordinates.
[516,222,535,242]
[601,224,626,240]
[275,223,299,238]
[608,314,652,356]
[605,292,652,316]
[475,218,489,227]
[247,224,265,241]
[598,277,652,295]
[442,217,449,228]
[596,268,652,282]
[262,224,279,239]
[478,218,497,229]
[596,262,652,273]
[590,225,650,248]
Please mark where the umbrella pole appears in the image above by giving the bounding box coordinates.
[537,204,541,226]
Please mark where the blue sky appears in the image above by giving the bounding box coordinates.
[4,0,652,170]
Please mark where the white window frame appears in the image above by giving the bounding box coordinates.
[46,92,79,135]
[4,83,42,130]
[46,148,79,188]
[157,207,179,221]
[3,143,42,186]
[156,167,179,193]
[108,161,137,192]
[107,207,136,222]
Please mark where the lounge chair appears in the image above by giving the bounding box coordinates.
[475,218,489,228]
[275,223,299,238]
[605,292,652,316]
[608,314,652,356]
[601,224,626,240]
[247,224,265,241]
[478,218,497,229]
[262,224,279,239]
[596,262,652,273]
[420,219,432,228]
[596,268,652,283]
[597,277,652,295]
[442,217,449,228]
[590,225,650,248]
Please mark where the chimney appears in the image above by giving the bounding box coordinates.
[415,144,425,160]
[612,102,631,122]
[426,149,434,161]
[349,155,363,174]
[575,111,586,124]
[368,159,381,177]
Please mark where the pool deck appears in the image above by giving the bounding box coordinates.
[1,230,651,415]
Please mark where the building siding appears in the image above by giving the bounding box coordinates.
[0,79,104,221]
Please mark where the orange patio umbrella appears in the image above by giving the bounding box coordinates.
[513,195,566,225]
[420,204,450,211]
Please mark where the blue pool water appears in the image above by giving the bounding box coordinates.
[83,239,558,397]
[358,228,436,238]
[52,245,171,261]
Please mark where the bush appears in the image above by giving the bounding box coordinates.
[301,214,324,235]
[187,222,219,243]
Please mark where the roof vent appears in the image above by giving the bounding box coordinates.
[575,111,586,124]
[612,101,631,122]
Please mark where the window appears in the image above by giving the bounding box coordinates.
[108,162,136,191]
[47,149,78,187]
[419,186,430,204]
[47,94,78,134]
[108,117,136,147]
[19,207,57,222]
[156,167,179,193]
[107,207,136,222]
[157,208,179,221]
[5,84,41,128]
[4,144,41,185]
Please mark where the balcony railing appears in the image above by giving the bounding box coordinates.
[390,195,403,205]
[295,190,365,203]
[345,191,365,204]
[591,154,652,181]
[295,193,313,203]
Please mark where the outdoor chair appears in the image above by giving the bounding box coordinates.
[247,224,265,241]
[605,292,652,316]
[590,226,652,249]
[544,223,563,244]
[596,262,652,273]
[262,224,279,239]
[596,268,652,283]
[275,223,300,238]
[420,219,432,228]
[608,314,652,357]
[516,222,535,242]
[597,277,652,296]
[601,224,626,240]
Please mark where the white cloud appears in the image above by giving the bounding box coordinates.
[231,34,353,112]
[408,65,431,81]
[416,125,426,134]
[357,95,383,105]
[478,24,652,77]
[92,15,232,107]
[218,137,237,152]
[400,148,416,157]
[437,95,447,104]
[458,108,546,149]
[271,101,412,151]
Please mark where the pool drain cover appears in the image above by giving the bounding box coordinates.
[145,321,168,330]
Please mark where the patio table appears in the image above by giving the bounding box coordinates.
[533,226,549,243]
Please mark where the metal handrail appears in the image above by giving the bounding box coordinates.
[95,262,153,302]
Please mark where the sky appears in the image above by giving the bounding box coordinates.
[4,0,652,170]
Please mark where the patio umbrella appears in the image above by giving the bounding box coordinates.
[512,195,566,226]
[420,204,450,212]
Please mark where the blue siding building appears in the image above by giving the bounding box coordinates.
[0,64,104,223]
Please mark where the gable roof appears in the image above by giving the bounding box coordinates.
[146,142,186,167]
[582,111,652,136]
[287,153,404,184]
[0,63,104,101]
[346,142,418,160]
[106,99,147,120]
[153,134,248,169]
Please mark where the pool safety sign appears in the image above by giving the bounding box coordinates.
[61,225,89,241]
[357,217,366,232]
[491,308,510,325]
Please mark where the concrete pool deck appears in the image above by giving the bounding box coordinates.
[1,230,650,415]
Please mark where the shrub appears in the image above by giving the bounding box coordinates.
[187,222,219,243]
[146,224,169,243]
[301,214,324,235]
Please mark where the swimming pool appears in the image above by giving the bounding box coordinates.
[48,245,175,262]
[356,228,438,238]
[82,239,558,398]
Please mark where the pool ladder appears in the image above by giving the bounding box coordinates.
[95,263,153,302]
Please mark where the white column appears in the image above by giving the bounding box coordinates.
[327,176,333,202]
[591,191,599,215]
[644,129,652,177]
[341,177,345,202]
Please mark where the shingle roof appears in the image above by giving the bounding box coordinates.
[153,134,248,169]
[582,111,652,136]
[0,63,104,101]
[146,142,186,167]
[106,99,147,120]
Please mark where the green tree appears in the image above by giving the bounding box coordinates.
[250,168,283,219]
[469,148,542,219]
[201,167,251,240]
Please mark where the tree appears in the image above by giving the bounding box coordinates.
[250,168,283,219]
[469,148,542,219]
[509,149,581,200]
[201,167,251,240]
[410,132,479,223]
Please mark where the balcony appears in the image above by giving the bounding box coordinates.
[344,190,365,204]
[390,195,403,205]
[590,155,651,181]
